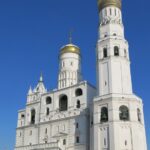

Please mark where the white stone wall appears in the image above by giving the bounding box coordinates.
[93,94,147,150]
[15,82,96,150]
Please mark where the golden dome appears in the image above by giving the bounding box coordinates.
[60,44,80,55]
[98,0,121,11]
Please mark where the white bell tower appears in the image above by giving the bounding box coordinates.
[58,37,82,89]
[93,0,147,150]
[97,0,132,96]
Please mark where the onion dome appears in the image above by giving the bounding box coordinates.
[60,43,80,55]
[98,0,122,11]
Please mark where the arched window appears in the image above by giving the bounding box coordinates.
[21,114,25,118]
[46,97,52,105]
[119,106,129,121]
[31,109,36,124]
[77,100,81,108]
[137,108,141,123]
[100,107,108,123]
[75,88,83,97]
[114,46,119,56]
[59,95,68,111]
[103,48,107,58]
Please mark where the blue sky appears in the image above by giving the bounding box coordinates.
[0,0,149,149]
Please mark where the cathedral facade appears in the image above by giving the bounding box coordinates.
[15,0,147,150]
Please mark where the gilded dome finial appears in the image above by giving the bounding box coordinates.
[60,31,80,55]
[98,0,122,11]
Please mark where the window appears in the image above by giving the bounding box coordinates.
[124,49,127,57]
[115,9,117,16]
[76,136,80,143]
[45,128,47,134]
[46,108,50,116]
[105,9,107,16]
[110,8,112,15]
[76,123,79,129]
[114,46,119,56]
[125,140,127,146]
[75,88,83,97]
[103,48,107,58]
[29,130,32,136]
[31,109,36,124]
[63,139,66,145]
[46,97,52,104]
[104,34,107,38]
[77,100,81,108]
[104,138,106,146]
[137,108,141,123]
[119,106,129,121]
[21,114,25,118]
[100,107,108,123]
[59,95,68,111]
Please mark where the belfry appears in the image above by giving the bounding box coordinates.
[15,0,147,150]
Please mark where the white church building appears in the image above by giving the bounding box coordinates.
[15,0,147,150]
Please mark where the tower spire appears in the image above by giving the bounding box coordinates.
[69,30,73,44]
[28,86,33,95]
[39,72,43,82]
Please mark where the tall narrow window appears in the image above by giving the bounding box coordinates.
[59,95,68,111]
[46,108,50,116]
[115,9,117,16]
[137,108,141,123]
[119,106,129,121]
[103,48,107,58]
[125,140,127,146]
[31,109,36,124]
[76,136,80,143]
[105,9,107,16]
[63,139,66,145]
[29,130,32,136]
[76,123,79,129]
[110,8,112,15]
[101,107,108,123]
[45,128,47,134]
[114,46,119,56]
[124,49,127,57]
[104,138,106,146]
[77,100,81,108]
